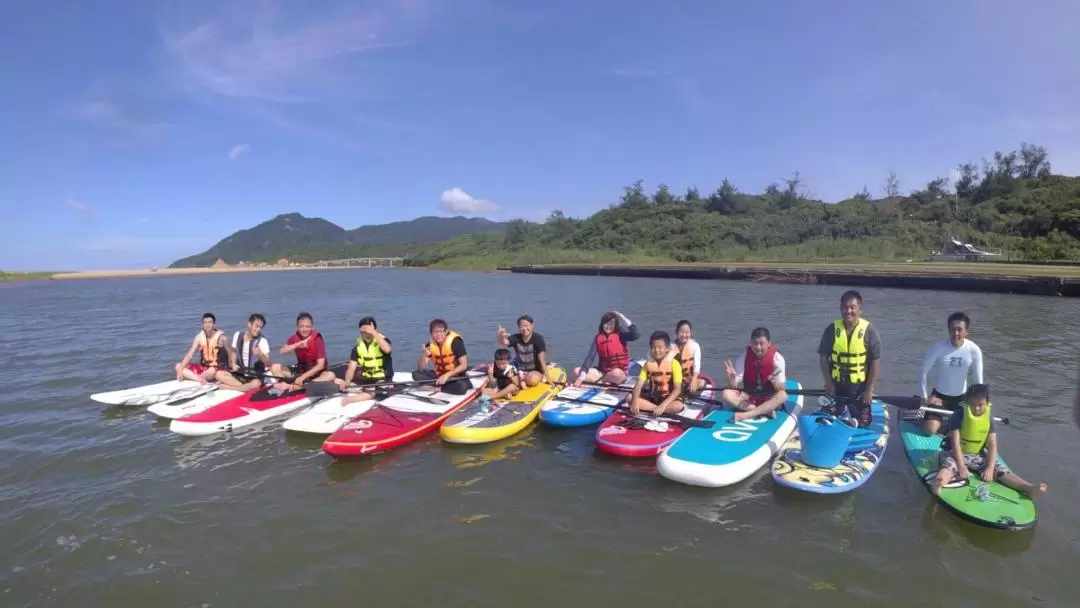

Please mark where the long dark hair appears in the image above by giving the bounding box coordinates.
[598,312,620,334]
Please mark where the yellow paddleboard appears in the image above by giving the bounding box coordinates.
[440,366,566,444]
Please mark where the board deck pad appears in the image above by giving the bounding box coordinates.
[771,401,889,494]
[899,419,1036,530]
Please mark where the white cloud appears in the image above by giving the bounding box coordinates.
[65,197,90,213]
[439,188,499,214]
[228,143,251,160]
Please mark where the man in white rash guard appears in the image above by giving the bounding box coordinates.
[918,311,984,435]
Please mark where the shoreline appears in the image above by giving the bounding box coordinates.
[509,262,1080,297]
[46,265,399,280]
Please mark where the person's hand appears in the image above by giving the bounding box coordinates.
[824,380,836,396]
[981,467,995,483]
[629,399,640,416]
[174,362,184,381]
[927,394,943,407]
[858,387,873,406]
[296,336,310,349]
[359,324,375,338]
[724,360,738,387]
[496,324,508,338]
[957,464,970,480]
[436,373,449,386]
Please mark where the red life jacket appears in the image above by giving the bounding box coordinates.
[293,330,324,373]
[595,331,630,373]
[743,344,777,394]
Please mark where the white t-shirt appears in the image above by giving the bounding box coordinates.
[232,331,270,369]
[919,338,983,398]
[734,352,787,389]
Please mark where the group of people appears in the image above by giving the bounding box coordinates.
[172,289,1045,499]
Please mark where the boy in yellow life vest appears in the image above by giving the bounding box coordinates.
[339,316,394,404]
[629,331,684,417]
[930,383,1047,499]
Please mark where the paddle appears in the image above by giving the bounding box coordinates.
[819,395,1011,425]
[303,371,488,398]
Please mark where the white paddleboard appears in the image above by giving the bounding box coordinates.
[147,388,246,419]
[282,372,414,435]
[90,380,218,407]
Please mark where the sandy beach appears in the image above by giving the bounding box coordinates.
[48,265,371,280]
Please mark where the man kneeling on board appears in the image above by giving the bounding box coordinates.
[482,348,522,400]
[720,327,789,422]
[628,331,684,417]
[930,383,1047,499]
[338,316,394,405]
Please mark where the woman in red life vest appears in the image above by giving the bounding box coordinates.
[572,310,640,387]
[720,327,789,422]
[270,312,339,390]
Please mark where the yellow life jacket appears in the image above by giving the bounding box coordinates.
[645,357,675,398]
[196,330,224,368]
[830,318,869,384]
[354,335,387,380]
[959,401,992,454]
[428,330,463,376]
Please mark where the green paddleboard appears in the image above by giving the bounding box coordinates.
[899,420,1037,531]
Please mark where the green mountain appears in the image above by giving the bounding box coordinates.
[169,214,507,267]
[401,142,1080,268]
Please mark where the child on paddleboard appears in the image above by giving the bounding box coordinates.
[629,331,684,417]
[930,383,1047,499]
[482,348,522,400]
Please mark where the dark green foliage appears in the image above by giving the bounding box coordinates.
[170,214,508,267]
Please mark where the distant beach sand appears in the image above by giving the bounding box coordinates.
[49,266,370,280]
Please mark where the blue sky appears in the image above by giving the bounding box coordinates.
[2,0,1079,270]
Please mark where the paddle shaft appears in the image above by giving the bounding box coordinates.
[823,395,1010,425]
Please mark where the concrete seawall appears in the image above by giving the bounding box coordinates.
[508,264,1080,297]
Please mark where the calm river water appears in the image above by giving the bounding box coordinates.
[1,269,1077,607]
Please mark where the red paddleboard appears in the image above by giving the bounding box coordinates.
[595,377,715,458]
[170,386,312,437]
[323,375,487,458]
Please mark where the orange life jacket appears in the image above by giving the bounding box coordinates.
[428,330,463,376]
[196,330,225,368]
[675,340,695,376]
[644,357,675,397]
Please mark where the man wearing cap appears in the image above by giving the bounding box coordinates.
[336,316,395,402]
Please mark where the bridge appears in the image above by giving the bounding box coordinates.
[300,257,406,268]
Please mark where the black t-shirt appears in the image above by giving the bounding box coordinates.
[347,336,394,379]
[508,333,546,372]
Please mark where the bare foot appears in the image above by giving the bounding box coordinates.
[1025,482,1048,499]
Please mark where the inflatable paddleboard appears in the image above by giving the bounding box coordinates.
[170,386,312,436]
[771,399,889,494]
[281,372,414,435]
[899,417,1036,530]
[657,379,804,487]
[594,376,715,458]
[539,360,641,427]
[441,366,566,444]
[90,379,218,407]
[323,372,487,458]
[147,387,246,419]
